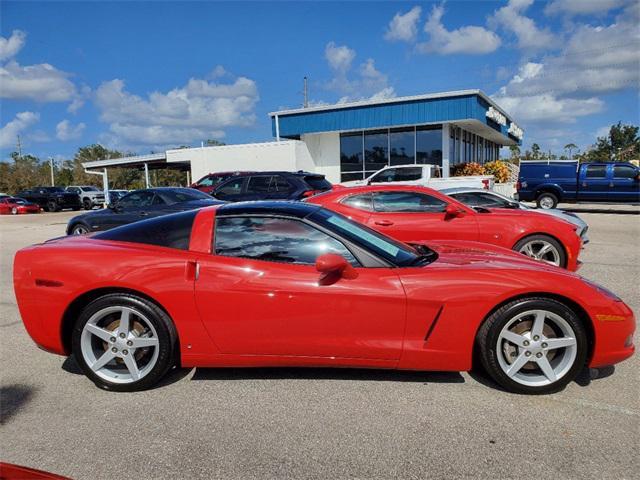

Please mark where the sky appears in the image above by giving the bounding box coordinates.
[1,0,639,162]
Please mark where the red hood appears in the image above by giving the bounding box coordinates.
[417,239,572,273]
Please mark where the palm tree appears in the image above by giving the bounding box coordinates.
[564,143,578,159]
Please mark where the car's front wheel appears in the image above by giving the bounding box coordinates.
[477,297,587,394]
[47,200,59,212]
[83,198,92,210]
[11,207,18,215]
[70,223,90,235]
[72,294,177,392]
[514,234,566,268]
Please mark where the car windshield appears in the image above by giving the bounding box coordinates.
[43,187,65,192]
[309,208,431,267]
[8,198,27,204]
[81,186,100,192]
[158,188,212,204]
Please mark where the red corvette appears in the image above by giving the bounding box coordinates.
[14,202,634,394]
[0,197,40,215]
[307,185,582,270]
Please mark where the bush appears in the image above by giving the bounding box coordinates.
[484,160,510,183]
[452,162,486,176]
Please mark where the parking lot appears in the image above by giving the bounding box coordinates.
[1,208,638,479]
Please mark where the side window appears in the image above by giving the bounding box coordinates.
[370,168,397,183]
[151,195,165,205]
[118,191,154,208]
[270,175,293,193]
[585,165,607,178]
[473,192,510,207]
[198,177,214,187]
[342,194,374,211]
[373,192,447,213]
[247,176,272,194]
[614,165,637,179]
[215,216,359,266]
[450,192,485,207]
[68,187,79,193]
[215,178,245,197]
[394,167,423,182]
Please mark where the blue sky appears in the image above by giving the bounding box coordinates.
[1,0,639,161]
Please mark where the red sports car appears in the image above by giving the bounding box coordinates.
[307,185,583,270]
[0,197,40,215]
[13,202,634,394]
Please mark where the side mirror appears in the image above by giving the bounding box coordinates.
[315,253,357,282]
[444,204,464,218]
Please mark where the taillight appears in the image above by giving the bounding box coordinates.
[481,179,490,190]
[302,190,320,198]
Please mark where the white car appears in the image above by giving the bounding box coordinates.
[66,185,106,210]
[441,187,589,244]
[340,164,495,191]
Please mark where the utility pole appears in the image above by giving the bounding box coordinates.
[49,157,55,186]
[303,76,308,108]
[16,135,22,157]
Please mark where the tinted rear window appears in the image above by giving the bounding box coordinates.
[158,189,211,203]
[94,210,197,250]
[304,176,332,190]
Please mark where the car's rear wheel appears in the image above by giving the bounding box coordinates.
[72,294,177,392]
[47,200,59,212]
[11,207,18,215]
[536,192,558,209]
[514,234,566,268]
[83,198,92,210]
[477,297,587,394]
[71,223,90,235]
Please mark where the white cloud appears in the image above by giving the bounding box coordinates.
[56,120,86,141]
[95,72,259,147]
[493,90,604,123]
[0,60,78,102]
[545,0,628,16]
[0,111,39,148]
[325,42,356,73]
[418,5,501,55]
[385,6,422,43]
[490,0,556,50]
[0,30,26,61]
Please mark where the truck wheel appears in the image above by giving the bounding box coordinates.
[83,198,92,210]
[47,200,59,212]
[536,193,558,210]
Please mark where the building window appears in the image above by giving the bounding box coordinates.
[364,130,389,175]
[416,126,442,166]
[389,128,415,166]
[340,132,364,182]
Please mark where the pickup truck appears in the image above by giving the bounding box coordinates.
[340,164,495,190]
[17,186,82,212]
[517,161,640,209]
[66,185,105,209]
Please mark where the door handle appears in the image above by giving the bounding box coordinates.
[375,220,394,226]
[185,260,199,281]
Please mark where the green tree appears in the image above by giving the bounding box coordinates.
[581,122,640,162]
[531,143,541,160]
[563,143,578,159]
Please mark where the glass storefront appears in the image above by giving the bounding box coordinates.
[339,125,502,181]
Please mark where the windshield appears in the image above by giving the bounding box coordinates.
[81,186,100,192]
[309,209,428,267]
[44,187,65,192]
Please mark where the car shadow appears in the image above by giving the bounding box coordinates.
[190,367,465,384]
[0,384,35,425]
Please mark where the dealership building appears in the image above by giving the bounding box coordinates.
[83,89,523,186]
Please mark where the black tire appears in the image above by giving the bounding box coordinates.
[476,297,587,395]
[513,234,567,268]
[70,223,90,235]
[47,200,59,212]
[536,192,558,209]
[71,293,177,392]
[83,198,92,210]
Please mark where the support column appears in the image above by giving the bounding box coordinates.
[144,163,150,188]
[186,170,191,186]
[441,123,450,178]
[103,168,110,206]
[275,114,281,141]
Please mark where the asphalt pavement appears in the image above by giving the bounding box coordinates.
[1,208,638,479]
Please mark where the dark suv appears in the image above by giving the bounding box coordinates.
[211,171,332,202]
[190,171,254,195]
[17,186,82,212]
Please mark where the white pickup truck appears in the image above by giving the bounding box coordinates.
[340,165,494,190]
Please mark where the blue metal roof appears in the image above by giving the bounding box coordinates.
[270,90,521,145]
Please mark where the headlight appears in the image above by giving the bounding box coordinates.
[582,278,622,301]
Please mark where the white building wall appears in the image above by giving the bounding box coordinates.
[300,132,341,183]
[166,141,300,181]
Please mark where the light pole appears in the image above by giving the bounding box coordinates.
[49,158,55,186]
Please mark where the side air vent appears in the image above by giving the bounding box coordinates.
[424,306,444,342]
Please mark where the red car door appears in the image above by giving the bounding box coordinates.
[194,214,406,360]
[365,191,480,243]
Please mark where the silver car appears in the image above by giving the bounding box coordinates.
[441,187,589,244]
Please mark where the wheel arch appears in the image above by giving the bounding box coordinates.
[60,287,179,355]
[534,185,563,202]
[473,292,595,367]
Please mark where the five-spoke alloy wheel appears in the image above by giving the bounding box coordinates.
[71,223,89,235]
[477,297,587,394]
[72,294,177,391]
[514,235,566,268]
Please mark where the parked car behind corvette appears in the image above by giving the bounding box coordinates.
[441,187,589,244]
[13,202,635,394]
[17,186,81,212]
[66,187,222,235]
[307,185,583,270]
[0,197,40,215]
